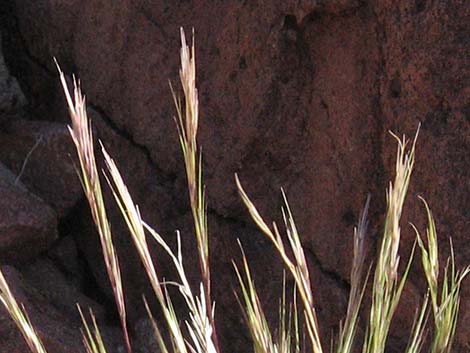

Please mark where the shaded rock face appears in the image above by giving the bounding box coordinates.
[0,119,81,217]
[0,162,58,263]
[0,31,26,124]
[0,1,468,353]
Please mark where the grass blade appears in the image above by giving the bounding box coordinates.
[0,269,48,353]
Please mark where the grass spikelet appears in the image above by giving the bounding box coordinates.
[233,244,276,353]
[77,305,108,353]
[55,61,131,353]
[362,129,419,353]
[171,27,220,352]
[336,196,370,353]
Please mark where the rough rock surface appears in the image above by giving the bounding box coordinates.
[47,234,85,289]
[21,258,106,322]
[0,0,468,352]
[0,31,26,124]
[0,162,57,263]
[0,119,81,217]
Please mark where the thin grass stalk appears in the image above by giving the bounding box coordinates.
[363,129,419,353]
[101,146,164,302]
[101,146,187,353]
[277,277,300,353]
[404,293,429,353]
[279,195,322,353]
[236,176,323,353]
[234,243,300,353]
[143,298,171,353]
[0,269,48,353]
[56,62,131,353]
[103,142,217,353]
[144,226,218,353]
[233,245,276,353]
[336,196,370,353]
[414,199,470,353]
[102,28,217,352]
[77,305,108,353]
[171,27,220,352]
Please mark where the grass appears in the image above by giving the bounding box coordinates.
[0,269,47,353]
[0,27,468,353]
[414,199,470,353]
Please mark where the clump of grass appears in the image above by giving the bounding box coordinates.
[235,130,422,353]
[235,181,324,353]
[56,28,218,353]
[233,243,300,353]
[0,27,468,353]
[414,199,470,353]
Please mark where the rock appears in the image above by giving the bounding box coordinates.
[2,0,469,351]
[0,162,57,263]
[0,31,26,124]
[21,258,105,323]
[132,317,160,353]
[0,161,25,190]
[47,234,84,287]
[0,119,82,217]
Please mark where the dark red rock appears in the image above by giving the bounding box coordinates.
[47,234,84,288]
[0,162,57,263]
[0,31,26,124]
[0,119,82,217]
[132,317,160,353]
[21,258,105,322]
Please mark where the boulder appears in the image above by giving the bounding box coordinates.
[47,234,85,288]
[20,258,105,322]
[0,31,26,124]
[0,119,81,217]
[0,162,57,263]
